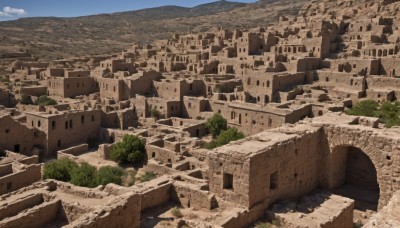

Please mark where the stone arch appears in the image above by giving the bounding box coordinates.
[328,145,380,211]
[324,127,395,210]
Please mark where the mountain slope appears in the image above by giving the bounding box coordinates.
[0,0,306,59]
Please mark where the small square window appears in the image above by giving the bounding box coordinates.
[223,173,234,190]
[5,129,10,134]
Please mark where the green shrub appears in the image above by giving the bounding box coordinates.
[256,223,271,228]
[110,135,146,164]
[35,95,57,106]
[97,166,124,186]
[150,108,163,120]
[70,162,98,188]
[43,158,78,182]
[205,113,228,137]
[171,207,183,218]
[206,128,245,149]
[140,172,157,182]
[346,100,400,128]
[377,101,400,128]
[345,100,378,117]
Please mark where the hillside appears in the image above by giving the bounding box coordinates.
[0,0,306,59]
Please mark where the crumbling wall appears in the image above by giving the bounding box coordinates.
[68,193,141,228]
[138,177,172,211]
[0,199,62,228]
[0,193,44,220]
[58,144,89,156]
[172,181,217,210]
[0,164,42,195]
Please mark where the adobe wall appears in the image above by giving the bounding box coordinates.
[0,115,45,156]
[136,177,172,211]
[67,193,141,228]
[0,164,13,177]
[146,142,180,164]
[0,164,42,195]
[380,57,400,76]
[19,86,47,97]
[26,110,101,158]
[0,193,44,220]
[208,113,400,212]
[367,76,400,99]
[172,181,217,210]
[0,199,61,228]
[209,101,288,135]
[98,78,128,101]
[58,144,89,156]
[319,121,400,209]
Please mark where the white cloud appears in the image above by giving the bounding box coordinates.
[0,6,27,17]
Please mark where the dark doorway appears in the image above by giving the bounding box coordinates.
[14,144,20,153]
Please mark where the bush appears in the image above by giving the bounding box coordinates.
[110,135,146,164]
[140,172,157,182]
[43,158,79,182]
[345,100,378,117]
[171,207,183,218]
[70,162,98,188]
[0,150,6,157]
[346,100,400,128]
[150,108,163,120]
[256,223,271,228]
[206,128,245,149]
[20,94,33,105]
[35,95,57,106]
[377,101,400,128]
[97,166,124,186]
[205,113,228,137]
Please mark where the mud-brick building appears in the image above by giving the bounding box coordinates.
[25,110,101,158]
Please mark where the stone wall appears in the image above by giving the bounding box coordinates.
[58,144,89,156]
[68,193,141,228]
[172,181,217,210]
[0,164,41,195]
[0,193,44,220]
[0,199,61,228]
[137,177,172,211]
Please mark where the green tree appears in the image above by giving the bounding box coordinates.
[206,128,245,149]
[206,113,228,137]
[43,158,78,182]
[345,100,379,117]
[97,166,124,186]
[70,162,98,188]
[35,95,57,106]
[110,135,146,164]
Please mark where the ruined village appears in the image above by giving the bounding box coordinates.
[1,0,400,227]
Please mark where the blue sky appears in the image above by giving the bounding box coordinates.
[0,0,257,21]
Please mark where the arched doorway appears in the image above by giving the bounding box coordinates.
[329,146,380,211]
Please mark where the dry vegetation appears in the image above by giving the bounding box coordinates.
[0,0,306,60]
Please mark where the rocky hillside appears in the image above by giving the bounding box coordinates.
[0,0,306,59]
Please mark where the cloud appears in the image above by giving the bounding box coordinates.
[0,6,27,17]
